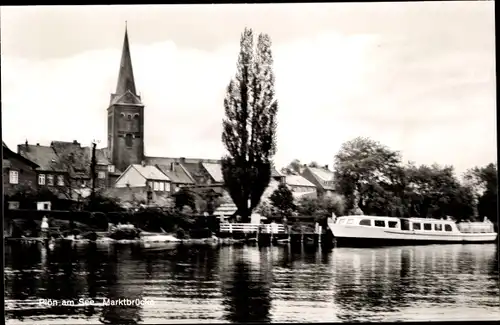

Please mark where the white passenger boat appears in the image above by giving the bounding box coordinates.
[327,215,497,247]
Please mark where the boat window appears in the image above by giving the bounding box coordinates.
[434,224,443,231]
[338,219,346,224]
[346,219,354,225]
[413,223,421,230]
[388,221,398,228]
[424,223,432,231]
[445,224,453,232]
[401,219,410,231]
[359,219,372,226]
[374,220,386,227]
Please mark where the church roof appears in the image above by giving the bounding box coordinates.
[111,25,141,106]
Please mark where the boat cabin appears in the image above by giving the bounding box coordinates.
[335,215,460,233]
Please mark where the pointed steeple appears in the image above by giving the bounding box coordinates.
[116,23,137,96]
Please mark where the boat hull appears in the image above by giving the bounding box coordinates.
[329,224,497,247]
[333,236,497,247]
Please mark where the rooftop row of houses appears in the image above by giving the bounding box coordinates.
[3,140,336,208]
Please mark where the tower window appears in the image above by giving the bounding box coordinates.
[125,134,133,147]
[127,114,132,120]
[133,114,139,119]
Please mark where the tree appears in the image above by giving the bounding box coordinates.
[221,28,279,222]
[172,188,197,213]
[296,194,345,221]
[309,161,319,168]
[269,183,295,218]
[464,163,497,221]
[333,137,402,215]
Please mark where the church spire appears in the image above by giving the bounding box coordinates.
[115,23,137,96]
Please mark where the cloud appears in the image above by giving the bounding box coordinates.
[1,3,496,176]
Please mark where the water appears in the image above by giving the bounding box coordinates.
[4,242,500,324]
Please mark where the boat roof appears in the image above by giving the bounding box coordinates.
[338,215,455,223]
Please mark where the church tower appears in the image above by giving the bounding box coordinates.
[107,25,145,172]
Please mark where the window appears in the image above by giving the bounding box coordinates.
[445,224,453,232]
[127,114,132,120]
[159,182,165,191]
[359,219,372,226]
[413,223,421,230]
[338,219,346,224]
[47,174,54,186]
[374,220,386,227]
[108,165,115,173]
[165,182,171,192]
[57,175,65,186]
[125,134,133,147]
[147,181,153,189]
[424,223,432,231]
[434,224,443,231]
[98,171,106,179]
[153,181,160,191]
[9,170,19,184]
[388,221,398,228]
[346,219,354,225]
[401,219,410,231]
[38,174,46,185]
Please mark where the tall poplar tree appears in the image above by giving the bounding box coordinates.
[221,28,278,222]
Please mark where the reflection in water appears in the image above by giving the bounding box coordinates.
[4,243,500,324]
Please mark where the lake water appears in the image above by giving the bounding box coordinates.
[4,242,500,324]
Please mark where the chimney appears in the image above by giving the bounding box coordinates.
[180,157,186,164]
[171,162,175,171]
[25,139,28,147]
[324,165,329,169]
[36,143,40,146]
[141,160,146,167]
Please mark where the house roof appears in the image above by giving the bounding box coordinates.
[307,166,336,190]
[131,164,170,181]
[18,144,63,172]
[285,175,316,187]
[202,162,224,183]
[155,163,195,184]
[3,142,40,169]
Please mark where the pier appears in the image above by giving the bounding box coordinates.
[217,222,332,247]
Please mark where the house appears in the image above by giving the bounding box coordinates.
[102,186,173,209]
[155,162,195,193]
[284,174,317,199]
[115,163,172,192]
[3,141,39,197]
[300,165,336,198]
[17,140,112,200]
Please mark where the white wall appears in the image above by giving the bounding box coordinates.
[115,166,147,188]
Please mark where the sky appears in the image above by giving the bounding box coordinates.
[1,2,496,176]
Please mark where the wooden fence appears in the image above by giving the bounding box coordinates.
[219,223,286,234]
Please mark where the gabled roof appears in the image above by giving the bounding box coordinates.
[201,162,224,183]
[130,164,170,181]
[306,166,336,190]
[18,144,63,172]
[3,142,39,169]
[155,163,195,184]
[285,175,316,187]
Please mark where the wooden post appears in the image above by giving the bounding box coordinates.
[301,226,304,244]
[318,225,322,245]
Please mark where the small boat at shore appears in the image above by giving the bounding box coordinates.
[328,215,497,247]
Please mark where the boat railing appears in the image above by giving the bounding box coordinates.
[457,222,495,233]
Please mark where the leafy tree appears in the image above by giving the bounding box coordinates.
[269,183,295,218]
[296,194,345,220]
[221,28,279,222]
[309,161,319,168]
[333,137,402,214]
[464,163,497,221]
[82,191,123,213]
[172,187,197,213]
